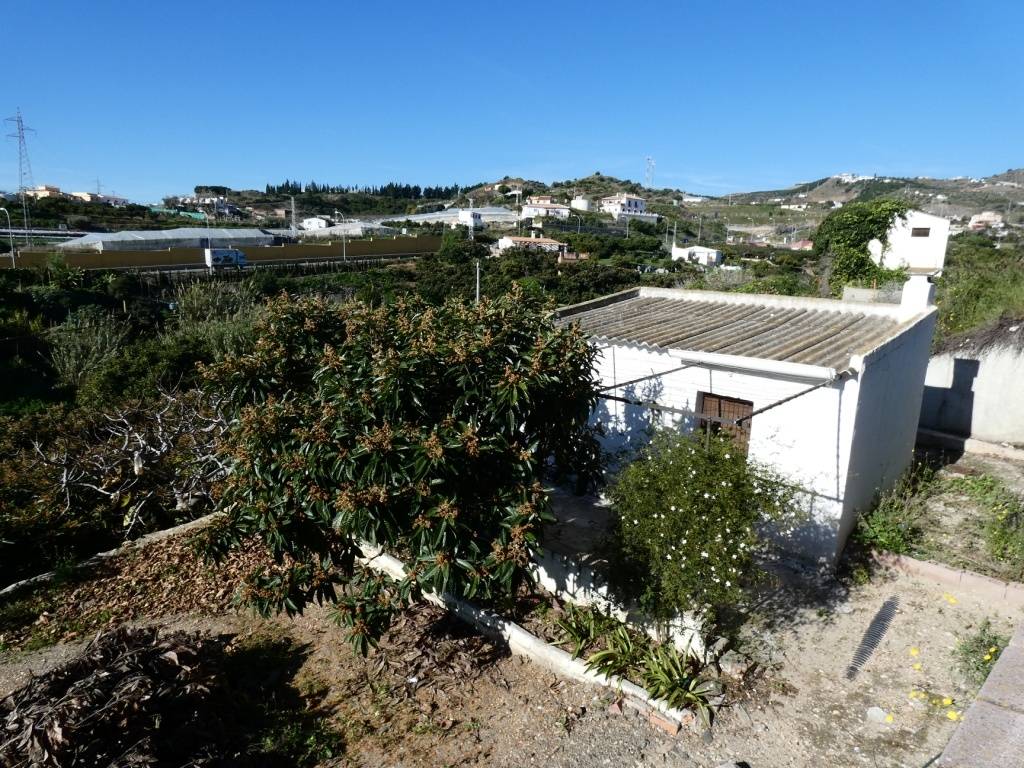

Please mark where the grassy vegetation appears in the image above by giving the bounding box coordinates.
[935,233,1024,343]
[854,461,1024,580]
[954,619,1008,689]
[854,463,937,555]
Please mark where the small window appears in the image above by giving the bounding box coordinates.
[697,392,753,453]
[911,227,931,237]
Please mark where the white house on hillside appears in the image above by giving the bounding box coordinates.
[671,244,723,267]
[600,193,658,223]
[570,195,592,212]
[557,279,938,565]
[457,209,484,229]
[495,234,567,256]
[868,209,950,275]
[521,196,570,220]
[301,216,331,230]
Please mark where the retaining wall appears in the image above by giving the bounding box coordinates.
[921,339,1024,444]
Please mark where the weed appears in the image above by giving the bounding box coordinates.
[944,474,1024,577]
[954,619,1008,688]
[855,463,936,554]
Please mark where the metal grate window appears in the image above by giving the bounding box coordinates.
[911,227,931,237]
[697,392,753,453]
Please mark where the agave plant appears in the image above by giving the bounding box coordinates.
[641,643,721,728]
[586,625,648,678]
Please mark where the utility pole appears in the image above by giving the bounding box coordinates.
[697,214,703,245]
[468,197,475,241]
[5,109,35,244]
[290,196,297,233]
[475,259,481,304]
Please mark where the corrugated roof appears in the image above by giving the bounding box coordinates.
[557,288,910,370]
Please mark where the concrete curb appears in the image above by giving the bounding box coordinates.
[917,428,1024,463]
[358,544,691,725]
[2,515,694,728]
[871,551,1024,609]
[0,513,222,599]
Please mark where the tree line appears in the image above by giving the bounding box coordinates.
[264,180,463,199]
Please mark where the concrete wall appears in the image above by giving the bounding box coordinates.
[840,310,938,550]
[592,342,858,563]
[921,342,1024,443]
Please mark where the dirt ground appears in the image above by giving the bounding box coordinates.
[3,558,1017,768]
[912,449,1024,579]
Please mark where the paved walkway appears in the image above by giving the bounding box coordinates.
[938,622,1024,767]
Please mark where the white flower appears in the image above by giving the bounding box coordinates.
[633,519,639,525]
[700,551,709,558]
[666,553,672,560]
[724,453,731,459]
[670,505,676,511]
[703,492,710,499]
[725,580,731,587]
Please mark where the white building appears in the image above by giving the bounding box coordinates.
[570,195,592,212]
[671,244,723,267]
[557,281,938,565]
[600,193,658,223]
[868,209,950,275]
[302,216,331,230]
[969,211,1005,230]
[521,197,571,219]
[495,234,567,256]
[457,209,484,229]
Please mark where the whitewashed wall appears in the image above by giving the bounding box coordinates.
[592,343,859,563]
[921,341,1024,443]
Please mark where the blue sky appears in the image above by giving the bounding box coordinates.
[3,0,1021,202]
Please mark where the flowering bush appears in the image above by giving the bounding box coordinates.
[606,431,796,625]
[201,287,600,652]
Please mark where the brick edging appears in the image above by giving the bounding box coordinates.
[871,550,1024,609]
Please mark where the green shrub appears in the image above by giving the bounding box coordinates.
[585,625,649,678]
[854,463,936,554]
[202,288,600,653]
[48,306,129,389]
[954,619,1008,688]
[556,603,616,659]
[605,431,798,626]
[641,643,720,728]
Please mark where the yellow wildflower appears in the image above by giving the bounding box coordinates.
[984,653,993,661]
[885,713,894,723]
[947,710,961,721]
[943,697,953,706]
[912,662,923,671]
[988,646,998,653]
[909,647,920,657]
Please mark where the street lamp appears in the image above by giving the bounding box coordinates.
[335,209,348,260]
[570,213,582,234]
[0,208,14,268]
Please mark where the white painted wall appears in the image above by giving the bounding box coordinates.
[868,210,950,273]
[589,312,937,564]
[671,245,723,266]
[570,196,591,212]
[301,216,329,230]
[591,343,854,563]
[521,204,570,219]
[921,340,1024,443]
[839,310,937,549]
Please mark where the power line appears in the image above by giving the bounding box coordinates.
[5,108,36,244]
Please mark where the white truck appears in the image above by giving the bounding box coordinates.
[203,248,247,270]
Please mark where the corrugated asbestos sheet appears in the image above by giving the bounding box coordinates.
[558,294,902,369]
